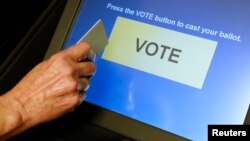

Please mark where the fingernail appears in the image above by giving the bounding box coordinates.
[85,84,90,91]
[92,69,96,76]
[82,93,87,100]
[87,50,96,62]
[79,93,86,104]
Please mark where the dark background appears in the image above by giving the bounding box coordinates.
[0,0,51,64]
[0,0,64,93]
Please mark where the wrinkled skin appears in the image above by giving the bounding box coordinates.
[0,42,95,140]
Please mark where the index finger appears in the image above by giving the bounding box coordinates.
[65,42,91,61]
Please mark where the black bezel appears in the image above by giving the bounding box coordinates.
[44,0,249,140]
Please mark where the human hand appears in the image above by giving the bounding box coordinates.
[1,42,95,138]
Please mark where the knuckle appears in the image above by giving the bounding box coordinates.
[80,42,91,50]
[63,66,75,76]
[66,78,78,92]
[89,62,96,71]
[50,54,75,75]
[50,52,68,62]
[84,62,96,73]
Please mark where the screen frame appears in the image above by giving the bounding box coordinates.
[44,0,250,140]
[44,0,188,140]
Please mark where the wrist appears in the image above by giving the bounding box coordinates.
[0,91,27,139]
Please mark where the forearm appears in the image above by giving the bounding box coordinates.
[0,91,26,140]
